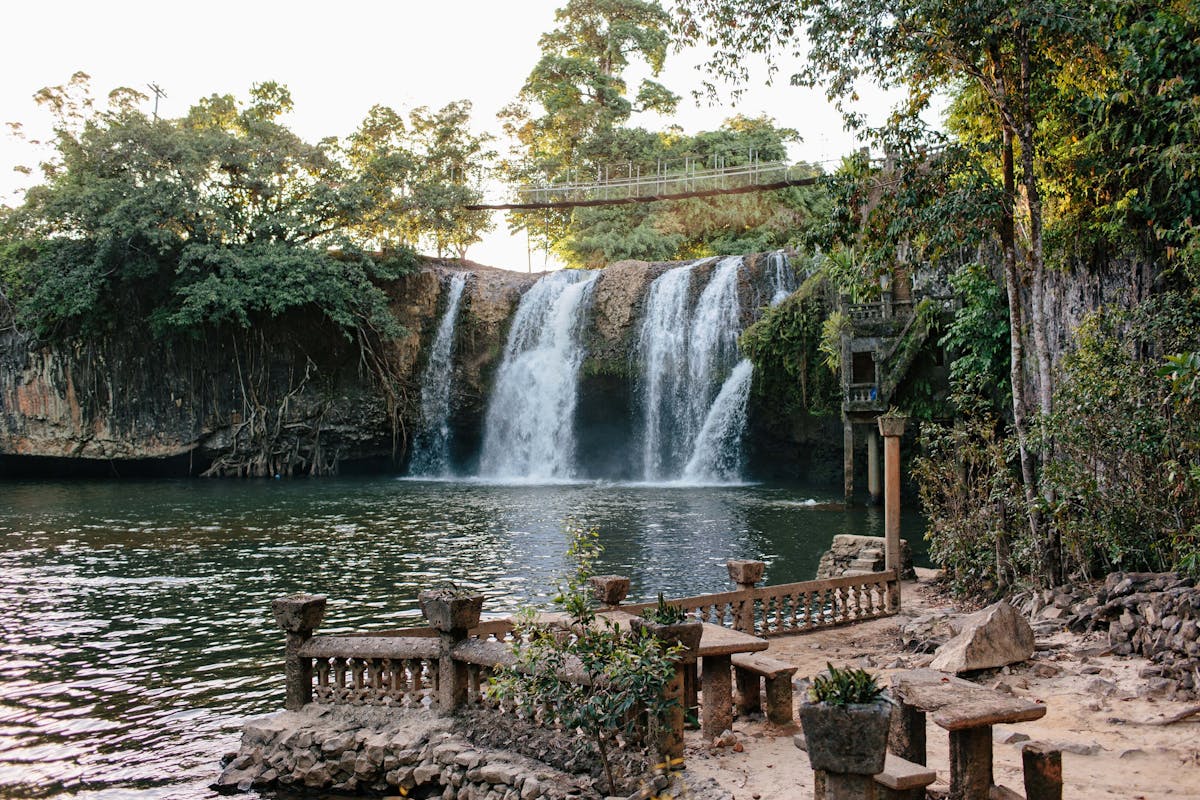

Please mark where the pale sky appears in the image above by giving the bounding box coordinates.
[0,1,891,271]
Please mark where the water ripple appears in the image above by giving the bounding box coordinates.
[0,476,925,798]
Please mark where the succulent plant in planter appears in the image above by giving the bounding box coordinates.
[799,663,893,775]
[631,593,702,654]
[418,585,484,633]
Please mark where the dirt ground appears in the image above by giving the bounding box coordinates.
[680,572,1200,800]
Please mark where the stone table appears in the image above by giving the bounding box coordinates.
[890,669,1047,800]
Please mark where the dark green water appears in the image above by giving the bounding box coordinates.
[0,477,925,798]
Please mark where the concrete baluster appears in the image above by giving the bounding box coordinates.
[272,593,327,711]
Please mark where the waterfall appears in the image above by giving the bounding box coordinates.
[479,270,599,481]
[636,263,695,480]
[682,359,754,483]
[766,250,797,306]
[409,273,467,477]
[637,255,752,482]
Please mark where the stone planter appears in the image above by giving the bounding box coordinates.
[630,617,703,658]
[877,415,908,438]
[799,697,893,774]
[419,590,484,633]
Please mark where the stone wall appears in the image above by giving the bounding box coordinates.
[1019,572,1200,700]
[815,534,915,580]
[215,706,598,799]
[214,704,730,800]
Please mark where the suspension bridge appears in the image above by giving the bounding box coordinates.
[465,153,826,211]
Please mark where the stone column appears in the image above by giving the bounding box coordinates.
[1022,743,1063,800]
[879,415,906,611]
[843,416,855,504]
[866,428,881,506]
[726,560,765,633]
[728,560,765,718]
[272,593,327,711]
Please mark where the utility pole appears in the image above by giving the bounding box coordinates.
[147,83,167,120]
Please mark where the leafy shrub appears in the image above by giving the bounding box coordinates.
[913,416,1028,596]
[1042,293,1200,578]
[488,526,682,794]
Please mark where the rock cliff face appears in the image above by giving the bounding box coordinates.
[0,260,533,477]
[0,250,1166,480]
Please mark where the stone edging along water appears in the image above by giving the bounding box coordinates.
[213,704,731,800]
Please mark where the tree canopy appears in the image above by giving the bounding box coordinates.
[0,75,493,341]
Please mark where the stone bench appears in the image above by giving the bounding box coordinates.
[731,652,797,725]
[874,753,937,800]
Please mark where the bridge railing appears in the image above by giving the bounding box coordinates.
[519,158,797,204]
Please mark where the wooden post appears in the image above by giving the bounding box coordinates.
[1022,743,1063,800]
[271,594,326,711]
[878,414,906,611]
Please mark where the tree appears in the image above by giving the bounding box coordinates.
[677,0,1110,583]
[406,101,496,259]
[500,0,679,250]
[0,76,418,341]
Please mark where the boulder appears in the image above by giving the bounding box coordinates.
[930,601,1035,674]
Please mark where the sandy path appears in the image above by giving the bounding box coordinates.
[681,576,1200,799]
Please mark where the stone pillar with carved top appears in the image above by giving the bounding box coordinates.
[272,593,326,711]
[726,559,765,633]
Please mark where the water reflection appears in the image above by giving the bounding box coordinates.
[0,477,924,798]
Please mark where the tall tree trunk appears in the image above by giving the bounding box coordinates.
[1017,27,1062,585]
[1000,118,1041,578]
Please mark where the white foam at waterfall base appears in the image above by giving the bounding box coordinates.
[478,270,598,481]
[409,273,467,477]
[681,359,755,484]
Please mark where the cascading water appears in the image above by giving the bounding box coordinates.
[636,262,695,480]
[636,255,752,482]
[682,358,754,483]
[409,273,467,477]
[479,270,599,481]
[766,250,797,306]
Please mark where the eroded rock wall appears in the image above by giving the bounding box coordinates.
[0,253,826,479]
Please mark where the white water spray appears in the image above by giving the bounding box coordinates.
[409,273,467,477]
[636,256,753,482]
[479,270,599,480]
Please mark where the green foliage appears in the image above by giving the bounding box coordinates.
[488,525,682,792]
[807,663,884,707]
[939,262,1010,415]
[913,416,1028,596]
[1063,2,1200,280]
[739,265,841,416]
[640,592,687,625]
[0,75,495,342]
[1041,294,1200,578]
[818,310,849,378]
